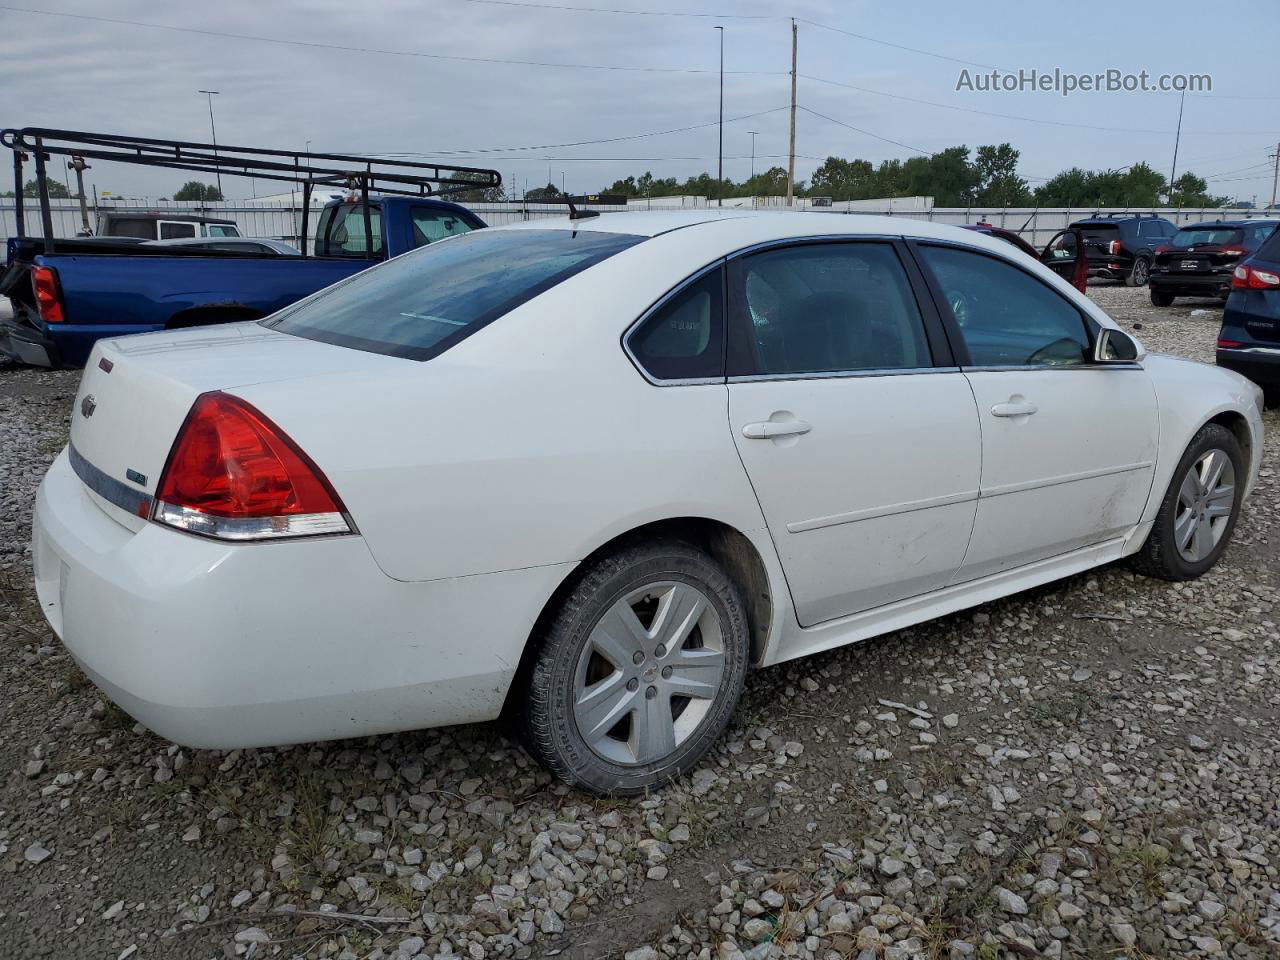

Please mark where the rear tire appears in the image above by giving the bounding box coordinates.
[522,539,749,795]
[1150,290,1175,307]
[1126,257,1151,287]
[1130,423,1245,581]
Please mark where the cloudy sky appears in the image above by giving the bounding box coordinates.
[1,0,1276,203]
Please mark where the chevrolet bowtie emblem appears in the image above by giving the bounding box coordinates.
[80,395,96,418]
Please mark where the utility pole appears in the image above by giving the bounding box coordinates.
[715,25,724,207]
[1167,90,1184,204]
[748,130,759,181]
[786,19,797,207]
[1270,142,1279,210]
[198,90,222,195]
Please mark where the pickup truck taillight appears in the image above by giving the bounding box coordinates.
[152,392,352,541]
[31,267,65,324]
[1233,265,1280,289]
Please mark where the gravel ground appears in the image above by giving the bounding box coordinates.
[1,285,1277,960]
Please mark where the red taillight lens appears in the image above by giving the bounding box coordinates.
[1217,340,1243,348]
[31,267,64,324]
[1108,240,1121,255]
[1233,265,1280,289]
[1220,248,1247,257]
[152,392,351,540]
[1154,244,1169,255]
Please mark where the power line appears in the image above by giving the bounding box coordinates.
[458,0,997,68]
[0,4,785,76]
[361,106,789,158]
[797,105,936,157]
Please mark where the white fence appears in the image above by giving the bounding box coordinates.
[2,197,1272,250]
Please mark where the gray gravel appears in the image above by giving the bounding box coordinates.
[1,284,1277,960]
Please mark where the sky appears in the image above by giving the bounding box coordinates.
[0,0,1277,204]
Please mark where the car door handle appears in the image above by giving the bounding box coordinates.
[990,400,1038,418]
[742,419,812,439]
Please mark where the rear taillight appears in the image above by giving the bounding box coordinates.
[1220,248,1247,258]
[152,392,351,540]
[1233,265,1280,289]
[1217,340,1243,348]
[1154,244,1170,255]
[1108,240,1121,256]
[31,267,64,324]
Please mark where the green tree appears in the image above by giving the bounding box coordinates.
[1,178,72,198]
[173,181,224,202]
[1168,172,1228,207]
[524,182,563,201]
[973,144,1031,206]
[1120,162,1166,206]
[450,171,506,202]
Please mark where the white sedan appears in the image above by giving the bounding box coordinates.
[33,211,1263,794]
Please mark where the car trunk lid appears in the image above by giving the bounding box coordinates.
[68,323,407,530]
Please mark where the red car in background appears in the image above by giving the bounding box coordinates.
[961,222,1089,292]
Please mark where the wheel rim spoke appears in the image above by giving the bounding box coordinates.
[1201,451,1227,494]
[590,600,650,668]
[1191,516,1212,561]
[633,691,676,764]
[1174,509,1198,551]
[664,647,725,700]
[1178,469,1202,507]
[651,583,706,651]
[574,673,635,745]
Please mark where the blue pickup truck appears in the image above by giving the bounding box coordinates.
[1,195,486,367]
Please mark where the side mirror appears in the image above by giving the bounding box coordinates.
[1094,327,1141,363]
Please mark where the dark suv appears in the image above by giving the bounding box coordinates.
[1069,214,1177,286]
[1217,226,1280,402]
[1150,220,1278,306]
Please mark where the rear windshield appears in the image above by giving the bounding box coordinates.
[264,229,643,361]
[1170,228,1242,249]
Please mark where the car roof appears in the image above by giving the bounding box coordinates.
[1177,219,1279,229]
[492,209,1025,245]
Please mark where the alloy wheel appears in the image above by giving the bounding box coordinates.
[572,581,725,766]
[1173,448,1235,563]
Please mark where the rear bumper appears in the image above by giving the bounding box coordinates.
[1150,273,1231,296]
[33,449,573,748]
[0,308,60,366]
[1217,346,1280,388]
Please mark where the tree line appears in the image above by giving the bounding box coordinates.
[595,143,1237,208]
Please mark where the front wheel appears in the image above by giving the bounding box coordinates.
[1126,256,1151,287]
[1150,289,1175,307]
[1131,423,1245,580]
[522,540,750,794]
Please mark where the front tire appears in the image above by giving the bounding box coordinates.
[1150,289,1175,307]
[1126,256,1151,287]
[523,540,750,795]
[1131,423,1245,581]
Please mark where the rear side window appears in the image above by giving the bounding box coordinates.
[316,204,384,257]
[109,218,158,240]
[732,242,931,375]
[919,245,1090,367]
[160,221,198,239]
[411,208,473,248]
[265,229,643,361]
[627,268,724,381]
[206,224,240,237]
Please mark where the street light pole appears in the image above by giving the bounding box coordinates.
[748,131,759,181]
[197,89,222,195]
[715,25,724,208]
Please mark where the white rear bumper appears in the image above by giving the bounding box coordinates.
[33,449,571,748]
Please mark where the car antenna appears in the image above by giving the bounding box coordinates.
[565,196,599,221]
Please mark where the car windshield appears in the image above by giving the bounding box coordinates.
[1170,228,1242,249]
[263,229,644,361]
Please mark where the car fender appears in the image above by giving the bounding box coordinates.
[1139,353,1265,526]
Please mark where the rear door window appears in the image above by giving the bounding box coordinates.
[265,229,643,361]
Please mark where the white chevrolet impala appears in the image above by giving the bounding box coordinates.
[33,211,1264,794]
